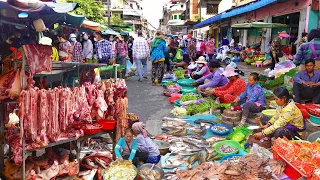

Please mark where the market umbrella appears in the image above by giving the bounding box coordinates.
[232,22,287,29]
[101,28,119,35]
[82,20,101,31]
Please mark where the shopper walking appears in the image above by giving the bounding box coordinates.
[206,36,215,61]
[196,37,206,59]
[127,36,134,63]
[270,31,289,70]
[69,33,82,62]
[150,31,168,86]
[93,31,113,64]
[132,31,150,81]
[115,35,129,78]
[82,32,93,62]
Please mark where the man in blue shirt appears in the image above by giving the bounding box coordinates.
[293,59,320,104]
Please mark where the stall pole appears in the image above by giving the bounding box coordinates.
[21,51,26,180]
[107,0,111,28]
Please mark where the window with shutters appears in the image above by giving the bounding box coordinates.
[206,5,218,15]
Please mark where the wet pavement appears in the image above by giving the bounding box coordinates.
[126,62,320,138]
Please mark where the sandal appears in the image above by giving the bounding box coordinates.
[152,83,156,86]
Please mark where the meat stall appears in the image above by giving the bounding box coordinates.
[0,45,128,179]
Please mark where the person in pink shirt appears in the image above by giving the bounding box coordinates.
[191,56,210,80]
[196,37,206,59]
[206,36,215,61]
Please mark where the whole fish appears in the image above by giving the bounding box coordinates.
[206,153,220,161]
[166,129,188,136]
[164,156,185,169]
[186,154,199,169]
[205,136,226,143]
[205,147,215,154]
[199,152,206,165]
[194,119,216,125]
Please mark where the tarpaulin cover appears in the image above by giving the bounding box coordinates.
[193,14,222,29]
[82,20,101,31]
[0,0,78,14]
[101,28,120,35]
[221,0,276,19]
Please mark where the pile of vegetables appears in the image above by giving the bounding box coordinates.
[186,100,211,115]
[171,107,187,116]
[181,94,199,102]
[227,126,252,142]
[174,68,185,79]
[166,82,176,86]
[262,78,284,90]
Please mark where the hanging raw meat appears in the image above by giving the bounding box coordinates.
[115,96,128,141]
[23,44,52,75]
[37,89,49,146]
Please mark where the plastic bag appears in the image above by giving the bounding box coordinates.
[131,61,137,72]
[126,60,133,74]
[174,49,183,62]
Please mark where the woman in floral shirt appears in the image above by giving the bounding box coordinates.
[234,72,266,126]
[253,87,305,140]
[211,64,246,103]
[115,35,128,78]
[206,36,215,61]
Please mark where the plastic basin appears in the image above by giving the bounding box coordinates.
[262,109,276,117]
[96,120,116,130]
[181,87,196,94]
[168,96,180,104]
[171,93,182,98]
[309,113,320,125]
[209,124,232,136]
[174,100,182,107]
[214,140,241,157]
[167,85,181,92]
[307,131,320,142]
[177,79,195,87]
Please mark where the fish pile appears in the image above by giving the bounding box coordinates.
[211,125,228,133]
[268,160,286,177]
[139,169,161,180]
[219,145,238,153]
[174,153,274,180]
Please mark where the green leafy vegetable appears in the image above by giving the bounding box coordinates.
[186,101,211,115]
[181,94,199,102]
[174,69,185,79]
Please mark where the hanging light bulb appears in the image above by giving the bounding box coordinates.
[18,12,28,18]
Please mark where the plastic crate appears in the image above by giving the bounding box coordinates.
[273,151,304,180]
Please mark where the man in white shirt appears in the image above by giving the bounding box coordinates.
[132,31,150,81]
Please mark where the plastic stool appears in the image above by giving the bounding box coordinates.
[256,61,263,67]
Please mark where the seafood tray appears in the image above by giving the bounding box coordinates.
[273,150,307,179]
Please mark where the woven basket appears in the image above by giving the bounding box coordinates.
[223,109,242,118]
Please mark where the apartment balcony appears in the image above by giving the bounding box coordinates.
[123,8,142,17]
[167,19,185,26]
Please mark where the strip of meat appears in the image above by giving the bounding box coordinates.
[38,89,48,146]
[47,90,55,142]
[54,88,60,140]
[29,88,38,142]
[59,88,67,132]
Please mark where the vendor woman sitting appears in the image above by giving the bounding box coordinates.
[209,64,246,104]
[234,72,266,127]
[115,129,147,166]
[132,122,161,164]
[192,61,228,92]
[191,56,210,80]
[253,87,305,140]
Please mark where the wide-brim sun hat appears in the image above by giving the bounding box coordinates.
[39,37,52,46]
[278,31,290,38]
[222,64,238,77]
[116,34,124,41]
[69,33,76,38]
[195,56,207,64]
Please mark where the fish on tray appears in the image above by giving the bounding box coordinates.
[205,136,226,143]
[166,129,188,136]
[163,156,185,169]
[186,154,199,169]
[194,119,216,125]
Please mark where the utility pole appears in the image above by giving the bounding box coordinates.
[107,0,111,28]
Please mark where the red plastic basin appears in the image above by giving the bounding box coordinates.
[96,120,116,130]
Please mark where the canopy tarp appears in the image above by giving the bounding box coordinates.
[231,22,287,29]
[41,13,85,27]
[82,20,101,31]
[101,28,119,35]
[0,0,78,15]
